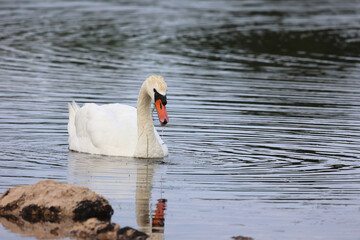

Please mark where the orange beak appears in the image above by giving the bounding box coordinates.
[155,99,169,126]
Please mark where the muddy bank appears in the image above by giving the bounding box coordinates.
[0,180,148,240]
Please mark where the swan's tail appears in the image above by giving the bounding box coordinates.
[68,101,80,144]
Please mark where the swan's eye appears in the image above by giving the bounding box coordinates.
[154,89,167,106]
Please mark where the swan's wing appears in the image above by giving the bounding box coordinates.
[74,103,137,156]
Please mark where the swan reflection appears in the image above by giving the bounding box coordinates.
[67,151,166,239]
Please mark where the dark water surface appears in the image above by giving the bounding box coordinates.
[1,0,360,239]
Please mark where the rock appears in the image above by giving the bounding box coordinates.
[70,218,147,240]
[232,235,254,240]
[0,180,148,240]
[0,180,113,222]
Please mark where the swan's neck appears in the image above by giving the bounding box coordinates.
[134,83,163,158]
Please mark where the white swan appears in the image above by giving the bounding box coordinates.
[67,75,169,158]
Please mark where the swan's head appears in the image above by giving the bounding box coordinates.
[146,75,169,126]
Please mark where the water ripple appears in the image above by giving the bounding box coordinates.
[0,0,360,239]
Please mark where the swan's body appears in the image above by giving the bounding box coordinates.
[68,75,169,158]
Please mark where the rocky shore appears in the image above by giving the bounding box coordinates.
[0,180,148,240]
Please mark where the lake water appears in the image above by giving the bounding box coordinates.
[1,0,360,239]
